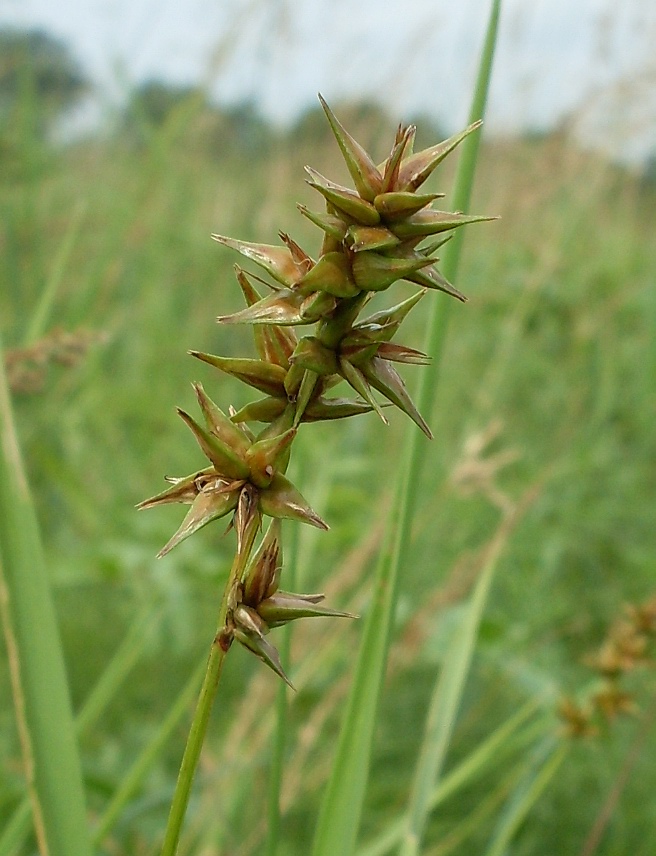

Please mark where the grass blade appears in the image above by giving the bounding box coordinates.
[0,331,92,856]
[24,199,86,346]
[0,603,159,855]
[398,504,510,856]
[483,737,569,856]
[93,658,206,846]
[0,801,32,856]
[310,6,502,855]
[357,701,545,856]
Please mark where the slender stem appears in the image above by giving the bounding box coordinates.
[159,548,247,856]
[266,521,299,856]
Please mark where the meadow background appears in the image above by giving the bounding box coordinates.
[1,7,656,855]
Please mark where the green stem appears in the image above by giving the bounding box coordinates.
[159,547,249,856]
[266,521,299,856]
[310,7,501,855]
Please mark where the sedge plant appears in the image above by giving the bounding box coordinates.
[139,95,495,854]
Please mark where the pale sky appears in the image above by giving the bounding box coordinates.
[2,0,655,161]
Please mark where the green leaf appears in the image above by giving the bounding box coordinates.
[310,5,502,855]
[0,330,92,856]
[398,528,508,856]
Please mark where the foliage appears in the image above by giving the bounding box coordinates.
[1,35,656,856]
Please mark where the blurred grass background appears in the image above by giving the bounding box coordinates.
[1,26,656,855]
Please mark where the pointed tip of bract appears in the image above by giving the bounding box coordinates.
[397,120,483,192]
[211,234,306,288]
[155,487,239,558]
[318,93,383,202]
[136,468,210,510]
[260,472,330,531]
[234,627,296,690]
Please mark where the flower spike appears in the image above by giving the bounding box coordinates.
[141,95,494,688]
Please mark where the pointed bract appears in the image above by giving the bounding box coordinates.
[177,408,251,480]
[218,288,309,326]
[262,324,298,370]
[233,483,262,556]
[278,232,313,272]
[242,518,283,606]
[192,382,252,456]
[353,289,426,342]
[292,369,320,426]
[305,167,381,226]
[258,591,357,627]
[339,357,388,425]
[397,121,483,192]
[260,472,329,530]
[212,234,306,287]
[318,94,383,201]
[362,356,432,439]
[376,342,431,365]
[405,265,467,302]
[380,123,415,192]
[391,210,496,240]
[233,626,294,689]
[137,468,213,509]
[157,485,240,558]
[297,205,349,241]
[189,353,287,398]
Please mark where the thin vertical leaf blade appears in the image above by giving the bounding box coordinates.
[310,4,502,855]
[0,332,92,856]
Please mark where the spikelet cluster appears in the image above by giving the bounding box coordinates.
[559,595,656,738]
[139,96,492,684]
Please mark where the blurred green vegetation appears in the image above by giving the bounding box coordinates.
[1,37,656,856]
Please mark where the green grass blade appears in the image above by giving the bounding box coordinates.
[398,517,508,856]
[309,526,399,856]
[425,759,528,856]
[23,199,86,346]
[93,658,206,846]
[0,331,92,856]
[76,604,160,736]
[357,701,544,856]
[0,603,159,855]
[0,800,32,856]
[417,0,502,404]
[310,6,501,856]
[483,737,569,856]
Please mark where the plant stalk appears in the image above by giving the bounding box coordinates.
[159,546,250,856]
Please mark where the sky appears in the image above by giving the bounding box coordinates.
[2,0,655,162]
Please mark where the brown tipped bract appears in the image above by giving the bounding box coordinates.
[318,94,383,201]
